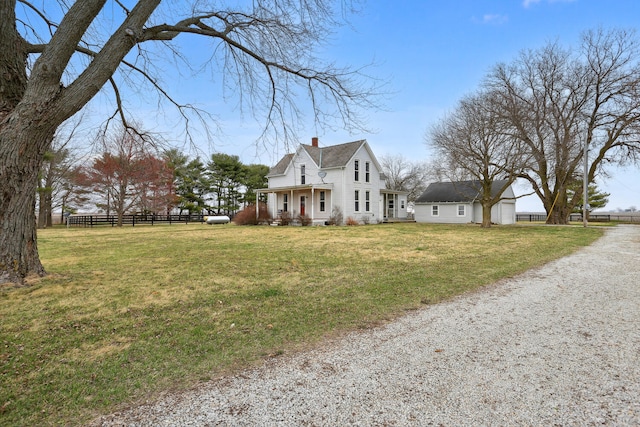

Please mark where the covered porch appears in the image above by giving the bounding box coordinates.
[380,189,409,221]
[256,184,334,225]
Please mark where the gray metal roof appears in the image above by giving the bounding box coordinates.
[415,180,511,203]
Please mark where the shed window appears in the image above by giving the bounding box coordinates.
[457,205,466,216]
[432,205,439,216]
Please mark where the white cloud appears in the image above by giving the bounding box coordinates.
[482,14,509,25]
[523,0,577,8]
[471,14,508,25]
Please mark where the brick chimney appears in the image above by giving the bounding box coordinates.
[311,137,318,147]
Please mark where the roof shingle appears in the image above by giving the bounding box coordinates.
[415,180,511,203]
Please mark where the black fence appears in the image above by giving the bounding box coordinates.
[517,213,640,223]
[67,214,207,227]
[516,214,548,222]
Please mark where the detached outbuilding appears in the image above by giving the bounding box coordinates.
[414,180,516,225]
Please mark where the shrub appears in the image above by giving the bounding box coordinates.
[328,206,343,226]
[232,203,271,225]
[279,211,292,226]
[345,216,359,226]
[297,213,312,226]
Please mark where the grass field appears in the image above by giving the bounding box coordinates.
[0,223,603,426]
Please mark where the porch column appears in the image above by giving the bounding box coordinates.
[271,192,277,219]
[255,191,260,218]
[395,194,399,218]
[311,187,315,222]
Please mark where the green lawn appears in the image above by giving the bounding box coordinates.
[0,223,603,426]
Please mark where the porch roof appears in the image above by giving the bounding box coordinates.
[257,183,334,193]
[380,189,409,196]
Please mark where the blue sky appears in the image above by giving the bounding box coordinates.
[119,0,640,212]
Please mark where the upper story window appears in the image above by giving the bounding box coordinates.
[457,205,466,216]
[432,205,439,216]
[365,162,370,183]
[354,160,359,181]
[300,164,306,185]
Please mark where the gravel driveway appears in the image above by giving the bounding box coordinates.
[95,225,640,426]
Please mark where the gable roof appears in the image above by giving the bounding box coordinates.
[415,180,511,204]
[267,140,367,175]
[301,140,365,168]
[268,153,294,176]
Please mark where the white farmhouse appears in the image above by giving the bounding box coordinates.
[414,180,516,225]
[258,138,408,225]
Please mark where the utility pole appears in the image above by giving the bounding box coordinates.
[583,140,589,228]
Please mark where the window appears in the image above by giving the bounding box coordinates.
[365,191,370,212]
[319,191,326,212]
[300,164,306,185]
[457,205,466,216]
[365,162,370,183]
[283,194,288,212]
[354,160,359,181]
[401,200,405,209]
[432,205,439,216]
[354,190,360,212]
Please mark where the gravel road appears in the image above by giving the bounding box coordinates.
[94,225,640,426]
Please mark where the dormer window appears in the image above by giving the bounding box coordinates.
[354,160,360,181]
[301,164,306,185]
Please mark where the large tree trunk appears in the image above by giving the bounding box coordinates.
[545,186,572,225]
[481,203,492,228]
[0,124,55,284]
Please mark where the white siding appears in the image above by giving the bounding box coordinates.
[415,203,472,223]
[266,141,403,224]
[340,144,383,223]
[417,201,517,225]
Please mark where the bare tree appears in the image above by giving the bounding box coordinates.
[36,119,84,228]
[0,1,380,284]
[82,126,156,226]
[428,91,528,227]
[485,28,640,224]
[379,154,430,202]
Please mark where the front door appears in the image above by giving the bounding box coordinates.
[300,196,306,216]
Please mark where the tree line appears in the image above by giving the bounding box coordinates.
[1,1,378,284]
[427,28,639,226]
[37,126,269,228]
